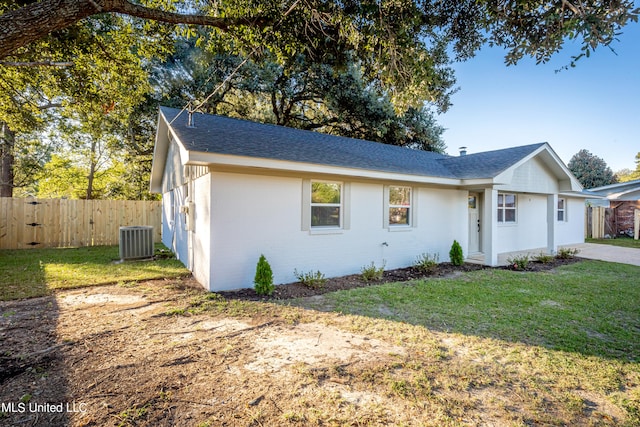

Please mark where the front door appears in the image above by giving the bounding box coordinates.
[468,193,481,254]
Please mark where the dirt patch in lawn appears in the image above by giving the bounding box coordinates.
[0,279,415,426]
[1,256,614,427]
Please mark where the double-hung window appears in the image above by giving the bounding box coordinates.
[389,186,412,226]
[557,198,566,221]
[497,193,517,223]
[311,181,342,228]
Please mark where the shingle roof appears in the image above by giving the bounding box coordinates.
[160,106,545,180]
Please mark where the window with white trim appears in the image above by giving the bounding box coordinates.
[557,198,566,221]
[389,186,412,226]
[497,193,516,223]
[311,181,342,228]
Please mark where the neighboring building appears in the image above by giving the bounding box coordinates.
[587,179,640,237]
[151,107,588,291]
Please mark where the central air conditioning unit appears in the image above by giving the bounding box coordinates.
[119,226,154,261]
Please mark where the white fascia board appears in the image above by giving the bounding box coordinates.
[186,150,463,186]
[559,191,604,199]
[459,178,498,187]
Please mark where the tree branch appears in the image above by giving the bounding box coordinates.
[104,0,270,29]
[0,61,74,67]
[0,0,271,60]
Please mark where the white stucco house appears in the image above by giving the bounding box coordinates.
[150,106,588,292]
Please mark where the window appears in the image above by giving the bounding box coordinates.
[389,186,412,226]
[497,193,516,223]
[468,196,477,209]
[311,181,342,228]
[557,198,566,221]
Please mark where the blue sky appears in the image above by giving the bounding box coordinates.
[438,21,640,173]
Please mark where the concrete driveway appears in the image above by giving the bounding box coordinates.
[560,243,640,267]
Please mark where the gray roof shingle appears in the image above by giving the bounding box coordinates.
[160,106,545,180]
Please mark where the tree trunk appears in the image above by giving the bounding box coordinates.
[0,122,15,198]
[86,138,97,200]
[0,0,268,60]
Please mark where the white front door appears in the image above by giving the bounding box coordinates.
[468,193,480,254]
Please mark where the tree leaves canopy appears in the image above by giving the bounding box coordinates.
[568,149,618,188]
[1,0,639,111]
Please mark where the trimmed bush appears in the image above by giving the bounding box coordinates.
[507,254,530,270]
[557,247,580,259]
[534,252,555,264]
[361,261,386,282]
[449,240,464,266]
[254,254,274,296]
[414,253,439,274]
[294,269,327,288]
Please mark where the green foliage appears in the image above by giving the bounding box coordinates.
[414,253,439,274]
[166,49,448,152]
[294,269,327,288]
[449,240,464,266]
[2,0,638,199]
[507,254,530,270]
[616,152,640,182]
[568,149,617,188]
[361,261,386,282]
[254,254,274,296]
[534,252,555,264]
[556,247,580,259]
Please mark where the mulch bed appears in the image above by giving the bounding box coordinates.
[217,257,584,301]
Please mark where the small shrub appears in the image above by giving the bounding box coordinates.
[449,240,464,266]
[556,247,580,259]
[507,254,530,270]
[294,269,327,288]
[534,252,555,264]
[254,254,274,296]
[361,261,386,282]
[414,253,439,273]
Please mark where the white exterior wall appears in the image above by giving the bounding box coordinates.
[493,156,584,254]
[160,139,190,266]
[496,193,548,254]
[161,190,173,250]
[164,185,189,265]
[555,197,585,246]
[208,171,467,291]
[191,173,212,288]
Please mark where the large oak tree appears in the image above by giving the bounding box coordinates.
[1,0,638,197]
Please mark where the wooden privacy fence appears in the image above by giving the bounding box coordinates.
[0,198,162,250]
[585,206,615,239]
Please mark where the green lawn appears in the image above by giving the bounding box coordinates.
[0,244,190,300]
[293,260,640,362]
[285,260,640,425]
[587,237,640,249]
